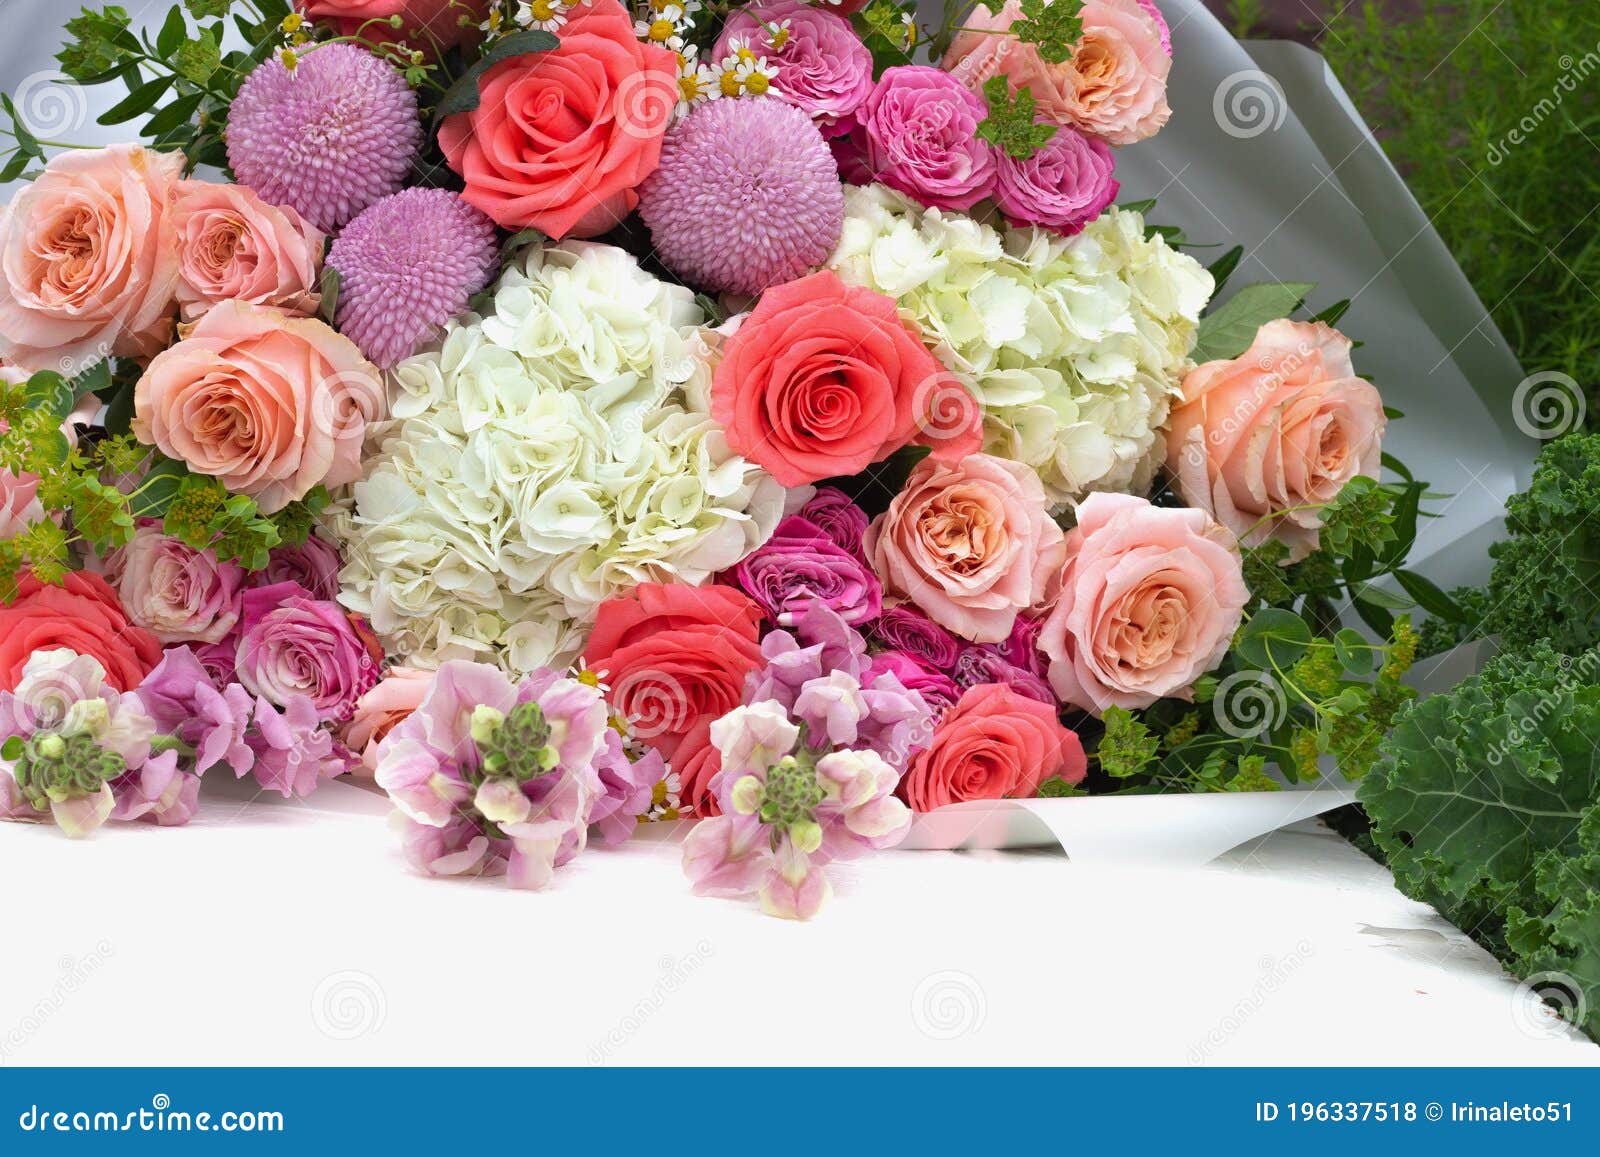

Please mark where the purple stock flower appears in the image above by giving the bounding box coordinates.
[247,693,352,798]
[136,647,255,776]
[111,749,201,826]
[729,515,882,627]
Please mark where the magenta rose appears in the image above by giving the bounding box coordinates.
[845,65,997,211]
[715,1,875,130]
[866,651,961,714]
[235,581,380,722]
[867,605,963,671]
[249,533,343,602]
[953,644,1056,706]
[728,515,883,627]
[106,521,245,644]
[796,486,870,564]
[994,125,1119,235]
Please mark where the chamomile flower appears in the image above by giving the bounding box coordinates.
[730,54,780,97]
[635,2,692,50]
[763,18,792,50]
[573,657,611,695]
[672,46,721,119]
[644,771,683,821]
[514,0,570,33]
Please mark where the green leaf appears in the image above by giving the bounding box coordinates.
[432,29,559,122]
[1333,628,1375,674]
[97,73,176,126]
[1306,297,1352,328]
[1012,0,1083,64]
[1,735,22,761]
[156,6,188,57]
[23,371,77,421]
[1206,245,1244,295]
[1116,198,1157,215]
[318,263,341,326]
[142,90,203,138]
[1394,568,1464,622]
[1191,281,1316,362]
[1236,608,1313,670]
[974,76,1057,159]
[129,457,191,519]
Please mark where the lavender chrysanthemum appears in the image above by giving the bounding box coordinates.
[227,44,422,233]
[326,189,498,369]
[638,98,844,295]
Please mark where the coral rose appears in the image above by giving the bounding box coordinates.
[1166,319,1386,563]
[437,0,677,238]
[582,583,765,817]
[944,0,1171,146]
[132,301,382,514]
[866,453,1066,644]
[900,682,1085,811]
[173,180,324,322]
[711,269,981,487]
[1038,493,1248,713]
[0,572,162,692]
[0,145,182,372]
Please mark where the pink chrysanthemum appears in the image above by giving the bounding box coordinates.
[638,99,844,296]
[227,44,422,233]
[326,189,499,369]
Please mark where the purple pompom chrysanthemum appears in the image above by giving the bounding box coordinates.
[638,98,844,296]
[227,44,422,233]
[326,189,499,369]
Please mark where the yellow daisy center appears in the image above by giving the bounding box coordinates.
[719,70,743,97]
[647,18,675,41]
[529,0,556,19]
[744,72,770,96]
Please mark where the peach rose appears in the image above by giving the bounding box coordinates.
[944,0,1170,146]
[0,145,182,372]
[296,0,487,53]
[132,301,382,514]
[173,181,324,322]
[1166,319,1385,563]
[900,682,1085,811]
[866,453,1065,644]
[1039,493,1247,713]
[437,0,678,238]
[343,666,433,774]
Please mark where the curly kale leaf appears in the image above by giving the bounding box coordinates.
[1487,432,1600,654]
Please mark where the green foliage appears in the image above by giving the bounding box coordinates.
[1323,1,1600,427]
[975,77,1057,160]
[1190,282,1315,362]
[1484,432,1600,654]
[853,0,921,74]
[1010,0,1083,65]
[1361,642,1600,1038]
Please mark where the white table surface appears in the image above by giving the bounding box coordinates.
[1,777,1594,1066]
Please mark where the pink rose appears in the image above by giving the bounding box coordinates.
[296,0,487,53]
[437,1,677,238]
[106,521,245,644]
[249,533,343,602]
[235,581,381,723]
[944,0,1171,146]
[1166,319,1386,563]
[173,181,324,322]
[993,124,1119,234]
[1038,493,1248,713]
[132,300,382,513]
[900,682,1085,811]
[714,1,874,130]
[0,145,181,371]
[342,665,432,774]
[866,453,1066,644]
[843,65,998,211]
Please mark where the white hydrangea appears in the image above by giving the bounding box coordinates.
[327,242,787,674]
[827,184,1213,509]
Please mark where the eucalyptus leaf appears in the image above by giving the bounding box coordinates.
[1191,281,1316,362]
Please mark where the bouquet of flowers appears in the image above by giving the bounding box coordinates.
[0,0,1462,918]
